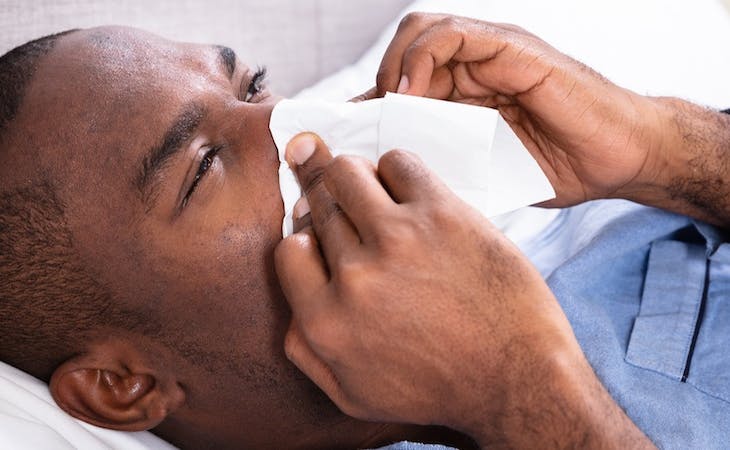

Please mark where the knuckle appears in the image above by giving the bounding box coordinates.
[401,40,428,64]
[333,259,370,294]
[380,148,414,169]
[380,149,427,183]
[300,165,326,197]
[317,200,344,230]
[438,15,463,29]
[308,316,345,361]
[324,155,375,202]
[326,155,372,186]
[427,200,463,229]
[494,22,530,36]
[373,214,419,252]
[328,154,360,175]
[399,11,428,30]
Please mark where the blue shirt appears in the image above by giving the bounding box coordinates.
[383,200,730,449]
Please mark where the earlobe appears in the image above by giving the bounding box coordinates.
[49,356,185,431]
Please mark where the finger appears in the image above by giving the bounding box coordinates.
[399,17,481,97]
[292,197,313,233]
[423,65,455,99]
[376,12,447,96]
[400,18,557,98]
[284,320,348,407]
[286,133,360,262]
[323,155,395,240]
[348,86,378,103]
[275,227,330,321]
[377,149,450,203]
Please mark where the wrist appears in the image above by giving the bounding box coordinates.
[460,335,654,449]
[618,96,730,225]
[449,328,583,446]
[609,94,679,204]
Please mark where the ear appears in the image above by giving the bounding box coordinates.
[49,353,185,431]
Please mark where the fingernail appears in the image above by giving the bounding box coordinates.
[289,134,317,165]
[396,75,409,94]
[293,196,310,219]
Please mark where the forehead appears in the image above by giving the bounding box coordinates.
[14,26,234,187]
[57,26,222,92]
[39,26,229,129]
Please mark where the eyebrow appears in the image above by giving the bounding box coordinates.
[136,103,206,206]
[217,45,237,80]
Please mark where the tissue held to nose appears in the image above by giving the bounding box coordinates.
[269,92,554,237]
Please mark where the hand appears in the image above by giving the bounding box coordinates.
[360,12,669,207]
[274,133,653,448]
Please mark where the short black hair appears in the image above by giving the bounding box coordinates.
[0,182,113,378]
[0,30,77,137]
[0,30,131,380]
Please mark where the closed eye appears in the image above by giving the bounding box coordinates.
[182,145,223,208]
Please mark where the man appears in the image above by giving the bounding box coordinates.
[1,16,728,450]
[0,26,474,449]
[276,12,730,450]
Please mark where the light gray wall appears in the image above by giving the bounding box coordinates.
[0,0,412,95]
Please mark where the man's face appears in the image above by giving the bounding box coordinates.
[14,26,352,446]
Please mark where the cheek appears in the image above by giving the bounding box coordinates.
[197,222,294,386]
[161,218,291,367]
[188,212,286,319]
[215,221,280,301]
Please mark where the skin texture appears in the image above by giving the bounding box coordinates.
[1,26,472,450]
[277,12,730,449]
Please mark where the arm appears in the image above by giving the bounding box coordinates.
[276,133,655,449]
[626,98,730,226]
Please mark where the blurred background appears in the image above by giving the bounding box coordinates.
[0,0,411,96]
[2,0,729,105]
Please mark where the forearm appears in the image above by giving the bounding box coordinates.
[465,350,655,449]
[624,97,730,226]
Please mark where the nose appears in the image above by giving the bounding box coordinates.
[226,97,283,166]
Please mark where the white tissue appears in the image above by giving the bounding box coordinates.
[269,92,555,237]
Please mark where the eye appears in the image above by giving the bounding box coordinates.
[240,66,268,102]
[182,145,222,207]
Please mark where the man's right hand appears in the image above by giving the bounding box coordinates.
[362,12,669,208]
